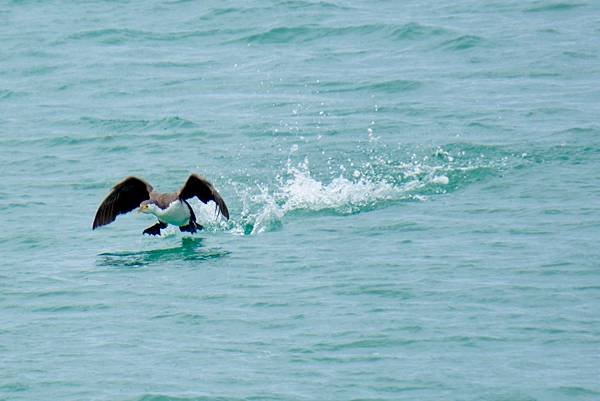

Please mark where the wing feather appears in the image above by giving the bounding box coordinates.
[178,174,229,220]
[92,177,153,229]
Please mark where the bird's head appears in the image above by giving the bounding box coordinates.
[139,200,157,215]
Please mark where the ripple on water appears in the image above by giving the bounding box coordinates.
[97,238,229,268]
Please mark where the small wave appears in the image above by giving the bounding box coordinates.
[391,22,451,41]
[241,22,452,45]
[79,116,197,132]
[438,35,485,51]
[136,395,244,401]
[278,0,353,11]
[319,79,423,94]
[525,3,584,13]
[32,304,110,313]
[242,24,393,44]
[65,28,232,45]
[0,89,26,100]
[21,65,59,76]
[556,386,600,397]
[363,79,423,93]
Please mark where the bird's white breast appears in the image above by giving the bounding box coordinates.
[157,200,190,226]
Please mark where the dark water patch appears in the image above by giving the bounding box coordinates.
[278,0,353,11]
[0,382,29,392]
[0,132,129,149]
[377,222,429,232]
[573,285,600,291]
[562,50,597,60]
[32,303,110,313]
[525,143,600,165]
[517,326,572,336]
[483,392,538,401]
[70,181,113,190]
[319,79,423,94]
[527,71,562,78]
[312,354,386,364]
[97,238,228,268]
[0,201,46,211]
[79,116,198,132]
[437,35,485,51]
[557,126,600,136]
[37,129,206,149]
[555,386,600,397]
[248,300,291,308]
[152,312,208,325]
[79,116,147,132]
[508,227,551,235]
[0,89,27,100]
[366,79,423,93]
[20,64,60,76]
[525,107,574,117]
[467,121,508,131]
[391,22,450,41]
[335,284,413,299]
[460,70,524,80]
[137,60,217,70]
[241,22,450,45]
[525,3,584,13]
[242,24,393,44]
[65,28,238,45]
[315,337,417,352]
[136,395,244,401]
[190,5,253,20]
[97,145,131,153]
[33,289,86,298]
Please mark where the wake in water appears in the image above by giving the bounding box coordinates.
[191,141,515,236]
[97,237,229,267]
[239,160,399,235]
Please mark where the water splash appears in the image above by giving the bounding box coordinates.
[195,142,514,236]
[231,151,457,235]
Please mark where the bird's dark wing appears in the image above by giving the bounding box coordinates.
[92,176,153,229]
[178,174,229,220]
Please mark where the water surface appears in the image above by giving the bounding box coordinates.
[1,1,599,400]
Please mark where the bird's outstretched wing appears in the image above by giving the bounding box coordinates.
[93,176,153,229]
[178,174,229,219]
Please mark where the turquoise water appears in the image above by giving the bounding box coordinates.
[1,1,599,400]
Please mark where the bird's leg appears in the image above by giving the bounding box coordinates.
[143,221,168,236]
[179,199,203,233]
[179,220,203,233]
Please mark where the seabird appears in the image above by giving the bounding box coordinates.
[93,174,229,236]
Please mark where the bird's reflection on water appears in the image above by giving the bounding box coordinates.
[97,237,228,268]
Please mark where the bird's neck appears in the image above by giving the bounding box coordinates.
[149,204,165,218]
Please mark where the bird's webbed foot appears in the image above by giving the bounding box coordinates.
[143,221,168,236]
[179,220,203,233]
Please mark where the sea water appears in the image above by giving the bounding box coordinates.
[1,1,599,400]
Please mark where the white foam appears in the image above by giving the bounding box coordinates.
[229,149,464,235]
[431,175,449,185]
[239,161,400,234]
[280,165,396,213]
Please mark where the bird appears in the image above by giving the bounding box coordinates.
[92,174,229,236]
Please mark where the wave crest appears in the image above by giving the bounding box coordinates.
[233,154,451,235]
